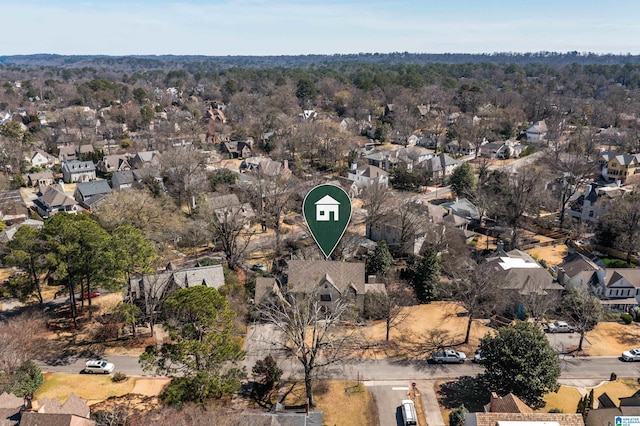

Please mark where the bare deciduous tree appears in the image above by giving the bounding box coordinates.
[257,293,356,407]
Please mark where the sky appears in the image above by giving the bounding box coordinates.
[2,0,640,56]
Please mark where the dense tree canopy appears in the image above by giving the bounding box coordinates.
[479,321,560,408]
[139,286,245,406]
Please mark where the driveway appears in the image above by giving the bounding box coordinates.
[546,332,590,354]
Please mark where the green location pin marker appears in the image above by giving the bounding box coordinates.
[303,184,352,259]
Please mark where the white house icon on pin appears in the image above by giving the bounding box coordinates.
[315,195,340,221]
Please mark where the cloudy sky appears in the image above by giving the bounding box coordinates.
[2,0,639,56]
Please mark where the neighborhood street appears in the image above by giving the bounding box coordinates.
[37,353,638,381]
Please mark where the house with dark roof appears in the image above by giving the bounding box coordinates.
[0,190,28,224]
[285,260,384,312]
[222,141,252,159]
[127,264,225,315]
[419,153,461,182]
[96,154,131,174]
[74,180,111,210]
[466,412,584,426]
[34,185,76,218]
[586,390,640,426]
[61,160,96,183]
[484,245,563,312]
[557,251,602,290]
[129,151,161,169]
[569,183,628,223]
[0,392,24,426]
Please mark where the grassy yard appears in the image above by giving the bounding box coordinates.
[36,373,135,404]
[541,378,640,413]
[280,380,377,426]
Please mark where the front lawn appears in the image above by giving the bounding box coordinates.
[36,373,135,403]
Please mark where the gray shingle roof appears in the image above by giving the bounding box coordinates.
[287,260,365,296]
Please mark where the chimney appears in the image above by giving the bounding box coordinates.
[351,162,358,171]
[585,185,592,197]
[497,241,504,253]
[367,275,376,284]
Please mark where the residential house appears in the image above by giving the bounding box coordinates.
[222,141,252,159]
[368,204,446,255]
[129,151,161,169]
[569,183,627,224]
[234,409,323,426]
[23,170,55,188]
[34,185,76,218]
[19,412,96,426]
[416,104,430,119]
[128,264,225,315]
[205,105,227,124]
[240,157,291,179]
[0,392,24,426]
[57,145,78,163]
[484,392,533,414]
[420,153,461,181]
[364,150,400,171]
[0,219,44,243]
[442,198,480,222]
[286,260,382,312]
[556,251,602,290]
[466,412,584,426]
[206,192,255,225]
[596,269,640,309]
[36,394,91,418]
[74,181,111,210]
[600,152,640,183]
[96,154,131,174]
[586,390,640,426]
[347,164,388,196]
[484,245,563,312]
[299,109,317,120]
[445,140,474,156]
[0,190,28,224]
[111,170,137,190]
[61,160,96,183]
[397,146,436,171]
[26,150,56,168]
[480,141,509,158]
[526,120,548,142]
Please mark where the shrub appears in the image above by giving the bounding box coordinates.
[621,313,633,324]
[111,372,127,383]
[450,405,468,426]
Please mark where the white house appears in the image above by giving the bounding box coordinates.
[61,160,96,183]
[315,195,340,221]
[347,164,388,195]
[526,120,548,142]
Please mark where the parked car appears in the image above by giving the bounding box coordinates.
[546,321,576,333]
[432,349,466,364]
[82,291,100,300]
[83,360,114,374]
[622,348,640,362]
[251,263,267,273]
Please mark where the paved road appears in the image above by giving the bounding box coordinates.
[37,354,640,381]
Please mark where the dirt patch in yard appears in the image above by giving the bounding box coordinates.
[541,378,640,412]
[586,322,640,356]
[131,378,171,396]
[526,244,569,266]
[355,302,495,359]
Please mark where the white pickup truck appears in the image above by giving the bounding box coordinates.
[546,321,576,333]
[432,349,467,364]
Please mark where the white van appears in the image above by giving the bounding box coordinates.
[401,399,417,426]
